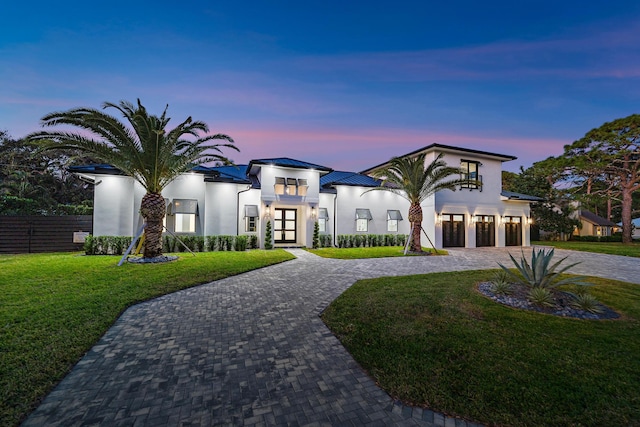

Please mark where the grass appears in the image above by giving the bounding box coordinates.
[322,270,640,427]
[307,246,447,259]
[0,250,295,427]
[533,240,640,257]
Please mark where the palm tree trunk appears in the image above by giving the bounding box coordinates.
[140,192,166,258]
[408,203,423,253]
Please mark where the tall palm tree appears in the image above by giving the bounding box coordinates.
[28,99,237,259]
[365,152,473,253]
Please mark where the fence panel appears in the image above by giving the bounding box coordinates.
[0,216,93,253]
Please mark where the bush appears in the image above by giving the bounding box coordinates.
[319,234,333,248]
[235,235,248,251]
[264,221,273,250]
[249,235,259,249]
[498,247,591,290]
[84,235,132,255]
[337,234,408,248]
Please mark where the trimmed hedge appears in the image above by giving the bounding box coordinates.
[84,235,257,255]
[337,234,408,248]
[571,235,623,242]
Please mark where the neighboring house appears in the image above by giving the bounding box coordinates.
[70,143,539,249]
[573,210,619,237]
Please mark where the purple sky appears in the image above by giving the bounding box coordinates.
[2,1,639,172]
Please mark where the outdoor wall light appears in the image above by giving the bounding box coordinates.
[527,216,533,225]
[311,206,317,219]
[435,213,442,224]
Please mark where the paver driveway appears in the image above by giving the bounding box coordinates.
[23,247,640,426]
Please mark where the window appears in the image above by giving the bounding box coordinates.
[244,205,259,232]
[297,179,308,196]
[355,208,372,232]
[275,177,308,196]
[460,160,482,190]
[286,178,297,195]
[387,210,402,232]
[318,208,329,232]
[274,177,286,195]
[172,199,198,233]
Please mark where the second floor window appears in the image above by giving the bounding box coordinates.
[460,160,482,190]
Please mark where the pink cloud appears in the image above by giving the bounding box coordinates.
[217,123,568,172]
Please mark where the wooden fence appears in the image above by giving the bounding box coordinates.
[0,216,93,254]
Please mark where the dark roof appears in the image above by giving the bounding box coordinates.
[321,171,382,188]
[501,191,545,202]
[68,164,126,175]
[580,210,618,227]
[247,158,333,175]
[361,143,517,174]
[200,165,252,184]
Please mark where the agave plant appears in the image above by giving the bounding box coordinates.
[528,287,555,307]
[570,292,604,314]
[498,247,591,290]
[490,271,513,295]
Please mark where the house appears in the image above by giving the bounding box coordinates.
[70,143,539,249]
[573,210,619,238]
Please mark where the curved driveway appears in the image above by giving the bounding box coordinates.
[23,247,640,427]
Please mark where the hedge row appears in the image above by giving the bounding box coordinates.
[84,234,260,255]
[570,235,623,242]
[337,234,408,248]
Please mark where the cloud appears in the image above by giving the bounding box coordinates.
[292,23,640,82]
[218,123,568,172]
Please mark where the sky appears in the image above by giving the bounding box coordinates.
[1,1,639,172]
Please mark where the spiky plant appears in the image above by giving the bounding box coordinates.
[490,271,513,295]
[498,247,591,289]
[570,292,604,314]
[528,287,555,307]
[28,99,237,259]
[363,153,474,253]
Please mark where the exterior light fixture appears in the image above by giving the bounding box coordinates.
[311,205,317,219]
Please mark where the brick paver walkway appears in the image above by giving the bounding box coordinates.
[23,247,640,426]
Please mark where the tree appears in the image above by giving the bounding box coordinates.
[28,100,237,258]
[364,153,469,253]
[1,130,94,214]
[563,114,640,243]
[505,160,580,240]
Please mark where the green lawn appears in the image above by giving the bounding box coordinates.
[322,270,640,427]
[533,240,640,257]
[307,246,447,259]
[0,250,294,427]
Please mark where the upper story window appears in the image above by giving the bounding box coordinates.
[460,160,482,190]
[274,177,286,195]
[274,177,309,196]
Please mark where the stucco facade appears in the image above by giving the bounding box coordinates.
[72,144,538,249]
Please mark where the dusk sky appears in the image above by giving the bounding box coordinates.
[2,1,639,172]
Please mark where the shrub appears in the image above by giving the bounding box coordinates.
[319,234,333,248]
[528,287,554,307]
[249,235,259,249]
[235,235,248,251]
[83,235,96,255]
[264,221,273,249]
[498,247,591,290]
[313,222,320,249]
[570,292,604,314]
[490,271,512,295]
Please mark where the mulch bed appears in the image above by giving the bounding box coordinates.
[477,282,620,320]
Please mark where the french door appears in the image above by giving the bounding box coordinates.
[274,208,297,244]
[442,214,465,247]
[504,216,522,246]
[475,215,495,247]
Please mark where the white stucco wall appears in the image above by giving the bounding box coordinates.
[93,175,138,236]
[334,185,410,237]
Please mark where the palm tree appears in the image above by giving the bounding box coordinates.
[28,99,237,259]
[365,152,472,253]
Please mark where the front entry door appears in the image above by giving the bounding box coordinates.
[274,208,297,244]
[442,214,465,247]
